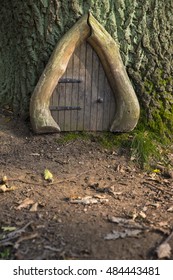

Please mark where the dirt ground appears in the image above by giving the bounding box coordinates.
[0,112,173,260]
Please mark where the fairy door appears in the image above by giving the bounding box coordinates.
[50,41,116,131]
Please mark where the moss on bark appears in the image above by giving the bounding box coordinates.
[0,0,172,138]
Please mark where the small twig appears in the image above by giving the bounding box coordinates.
[44,245,62,252]
[142,181,173,196]
[0,221,32,245]
[15,232,38,248]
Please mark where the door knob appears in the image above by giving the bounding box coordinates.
[97,97,103,103]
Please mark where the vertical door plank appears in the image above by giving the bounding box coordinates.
[109,82,116,129]
[102,77,111,130]
[77,43,86,131]
[63,55,73,131]
[70,46,80,131]
[83,43,93,130]
[96,61,105,130]
[90,48,99,131]
[57,78,66,130]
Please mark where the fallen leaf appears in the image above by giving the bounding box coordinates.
[104,229,142,240]
[1,226,16,232]
[69,195,108,205]
[147,202,160,208]
[153,169,161,173]
[158,221,169,227]
[0,184,8,192]
[109,217,130,224]
[0,184,17,193]
[30,153,40,156]
[16,198,34,210]
[108,216,146,229]
[148,173,157,179]
[29,202,38,212]
[44,169,53,182]
[156,243,171,259]
[132,209,138,220]
[139,211,146,219]
[2,176,8,183]
[142,206,148,212]
[167,206,173,212]
[0,176,7,184]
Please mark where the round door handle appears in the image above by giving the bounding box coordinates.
[97,97,103,103]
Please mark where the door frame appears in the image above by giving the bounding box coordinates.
[30,13,140,134]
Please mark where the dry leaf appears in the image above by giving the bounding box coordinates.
[16,198,34,210]
[69,195,108,205]
[108,216,146,229]
[0,184,17,193]
[153,169,161,174]
[109,217,130,224]
[29,202,38,212]
[132,209,138,220]
[158,221,168,227]
[44,169,53,182]
[1,226,16,232]
[0,176,8,184]
[167,206,173,212]
[2,175,8,183]
[156,243,171,259]
[139,211,146,219]
[104,229,142,240]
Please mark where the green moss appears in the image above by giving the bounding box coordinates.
[0,248,11,260]
[57,132,90,144]
[130,130,160,169]
[56,130,164,170]
[142,69,173,142]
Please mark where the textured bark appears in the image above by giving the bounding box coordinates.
[0,0,173,135]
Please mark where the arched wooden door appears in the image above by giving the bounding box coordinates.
[50,41,116,131]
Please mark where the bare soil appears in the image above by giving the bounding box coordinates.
[0,113,173,260]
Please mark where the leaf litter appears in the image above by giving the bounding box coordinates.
[0,184,17,193]
[0,222,33,246]
[69,195,109,205]
[0,116,173,260]
[104,229,142,240]
[108,216,149,230]
[16,198,35,210]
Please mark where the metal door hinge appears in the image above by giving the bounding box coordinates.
[59,78,81,83]
[50,106,81,111]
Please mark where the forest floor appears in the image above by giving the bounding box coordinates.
[0,111,173,260]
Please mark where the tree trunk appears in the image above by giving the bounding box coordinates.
[0,0,172,137]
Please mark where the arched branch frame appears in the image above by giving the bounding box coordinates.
[30,13,140,133]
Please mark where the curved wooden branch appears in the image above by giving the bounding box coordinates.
[30,14,90,133]
[30,13,140,133]
[87,13,140,132]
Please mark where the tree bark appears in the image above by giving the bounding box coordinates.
[0,0,172,136]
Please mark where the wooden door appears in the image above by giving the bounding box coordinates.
[50,41,116,131]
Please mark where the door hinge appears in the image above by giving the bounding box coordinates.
[50,106,81,111]
[59,78,81,84]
